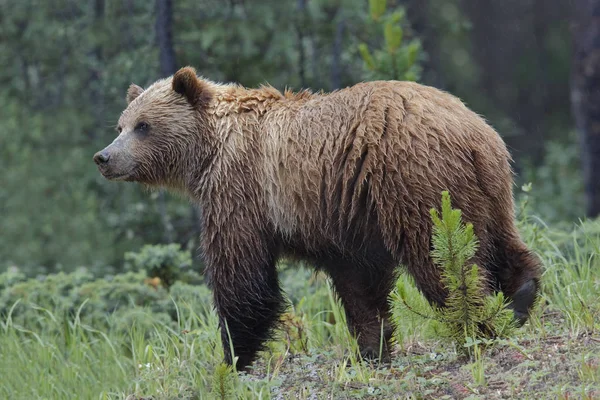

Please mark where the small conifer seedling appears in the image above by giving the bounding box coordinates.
[394,191,516,353]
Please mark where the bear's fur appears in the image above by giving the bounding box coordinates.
[94,67,542,370]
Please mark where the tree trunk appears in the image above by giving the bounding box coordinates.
[89,0,104,139]
[156,0,177,77]
[330,17,344,90]
[296,0,307,88]
[571,0,600,218]
[155,0,177,242]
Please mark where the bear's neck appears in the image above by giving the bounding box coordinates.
[182,84,314,203]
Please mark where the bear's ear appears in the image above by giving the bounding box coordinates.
[172,66,212,107]
[126,84,144,104]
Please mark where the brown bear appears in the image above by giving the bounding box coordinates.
[94,66,542,370]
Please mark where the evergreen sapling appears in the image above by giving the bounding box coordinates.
[393,191,516,353]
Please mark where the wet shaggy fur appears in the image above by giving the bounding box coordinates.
[95,67,542,370]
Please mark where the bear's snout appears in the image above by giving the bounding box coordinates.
[93,139,137,181]
[93,150,110,165]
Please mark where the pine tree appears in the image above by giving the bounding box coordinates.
[395,191,516,352]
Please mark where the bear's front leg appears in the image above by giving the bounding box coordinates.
[203,226,285,371]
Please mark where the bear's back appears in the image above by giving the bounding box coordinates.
[261,80,510,250]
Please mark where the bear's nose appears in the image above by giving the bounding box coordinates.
[93,151,110,165]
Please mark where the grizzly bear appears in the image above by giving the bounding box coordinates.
[94,66,541,370]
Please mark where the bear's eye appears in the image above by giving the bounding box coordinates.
[135,122,149,133]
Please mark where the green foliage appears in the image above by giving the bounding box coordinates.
[532,219,600,334]
[369,0,386,21]
[0,0,200,274]
[394,191,515,351]
[1,314,133,399]
[0,267,212,337]
[358,0,422,81]
[2,211,600,397]
[519,136,585,224]
[212,363,235,400]
[0,97,118,272]
[125,243,198,289]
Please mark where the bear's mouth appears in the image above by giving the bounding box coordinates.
[98,167,134,181]
[107,172,132,181]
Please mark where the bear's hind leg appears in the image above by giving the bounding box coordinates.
[326,257,397,363]
[404,251,449,309]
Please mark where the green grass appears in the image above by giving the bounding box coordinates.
[2,220,600,399]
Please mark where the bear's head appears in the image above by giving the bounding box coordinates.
[94,67,214,189]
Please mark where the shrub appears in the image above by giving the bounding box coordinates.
[124,243,201,289]
[0,267,211,336]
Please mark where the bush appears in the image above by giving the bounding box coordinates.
[0,267,212,336]
[125,243,202,288]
